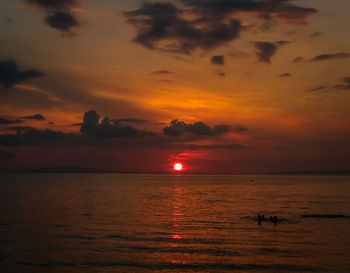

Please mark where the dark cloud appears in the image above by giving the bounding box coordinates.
[310,52,350,62]
[80,110,155,138]
[0,117,22,125]
[280,73,291,77]
[294,53,350,64]
[310,31,321,38]
[292,56,305,63]
[212,124,231,135]
[152,70,172,74]
[217,71,226,77]
[0,129,73,146]
[211,55,225,65]
[254,40,290,63]
[333,77,350,90]
[180,0,317,25]
[163,120,196,136]
[45,11,80,32]
[21,114,45,120]
[80,110,99,131]
[307,78,350,92]
[235,125,248,132]
[254,42,277,63]
[181,143,244,150]
[163,119,230,137]
[0,110,154,146]
[307,86,326,92]
[125,2,241,54]
[114,118,148,124]
[8,126,34,132]
[125,0,316,54]
[0,111,243,154]
[0,59,44,89]
[24,0,80,33]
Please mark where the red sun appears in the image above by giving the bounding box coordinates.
[173,163,183,171]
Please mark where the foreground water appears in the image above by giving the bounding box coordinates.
[0,174,349,273]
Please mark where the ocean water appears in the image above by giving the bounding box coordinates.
[0,174,349,273]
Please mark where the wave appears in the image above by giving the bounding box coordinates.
[102,234,228,245]
[94,245,242,256]
[300,214,350,219]
[55,235,96,240]
[255,247,300,256]
[53,233,232,245]
[93,245,303,258]
[10,260,320,271]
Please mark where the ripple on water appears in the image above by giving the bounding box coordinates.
[9,260,321,271]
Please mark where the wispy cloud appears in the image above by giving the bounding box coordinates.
[280,73,291,78]
[309,52,350,62]
[333,77,350,90]
[151,70,172,74]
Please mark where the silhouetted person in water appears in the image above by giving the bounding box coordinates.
[258,214,262,225]
[269,216,278,224]
[258,214,266,225]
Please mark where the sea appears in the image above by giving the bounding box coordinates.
[0,174,349,273]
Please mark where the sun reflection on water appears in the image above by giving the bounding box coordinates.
[170,186,186,264]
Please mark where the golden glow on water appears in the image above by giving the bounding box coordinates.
[170,186,185,265]
[0,174,349,273]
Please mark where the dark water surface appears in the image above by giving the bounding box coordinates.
[0,174,349,272]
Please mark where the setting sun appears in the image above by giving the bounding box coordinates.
[173,163,183,171]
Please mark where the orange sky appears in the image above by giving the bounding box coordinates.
[0,0,349,173]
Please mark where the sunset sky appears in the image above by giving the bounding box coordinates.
[0,0,349,173]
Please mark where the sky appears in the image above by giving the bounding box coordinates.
[0,0,349,174]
